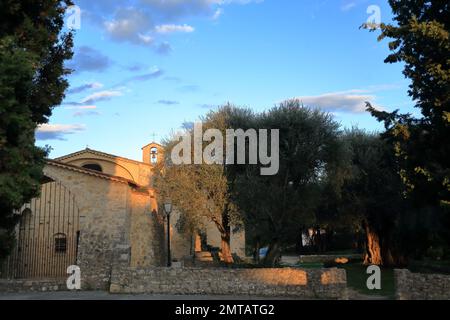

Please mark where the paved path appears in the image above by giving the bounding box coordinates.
[0,291,301,300]
[346,288,390,300]
[0,289,390,300]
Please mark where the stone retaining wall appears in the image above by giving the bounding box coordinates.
[0,279,67,293]
[110,267,347,299]
[395,269,450,300]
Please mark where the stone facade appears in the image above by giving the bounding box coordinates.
[0,279,67,293]
[42,163,166,290]
[54,146,246,263]
[169,209,194,262]
[109,267,347,299]
[129,191,165,268]
[394,269,450,300]
[1,143,247,290]
[55,148,156,186]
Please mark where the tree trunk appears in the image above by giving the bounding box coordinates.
[254,238,260,264]
[218,207,234,264]
[263,241,281,267]
[363,223,383,265]
[381,228,395,267]
[315,228,323,253]
[382,246,395,267]
[221,235,234,264]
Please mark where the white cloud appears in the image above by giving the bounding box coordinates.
[138,34,154,44]
[286,83,401,113]
[36,124,86,141]
[77,0,263,52]
[37,124,85,133]
[64,105,97,110]
[290,90,381,113]
[157,100,180,105]
[104,8,154,45]
[112,68,164,87]
[81,90,123,104]
[340,0,373,12]
[155,24,195,34]
[67,82,103,94]
[212,8,224,20]
[341,2,356,12]
[73,111,101,117]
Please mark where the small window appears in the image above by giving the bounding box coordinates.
[82,163,103,172]
[54,233,67,253]
[150,147,158,164]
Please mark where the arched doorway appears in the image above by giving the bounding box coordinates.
[2,179,80,279]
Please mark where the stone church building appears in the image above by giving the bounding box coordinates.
[1,143,245,289]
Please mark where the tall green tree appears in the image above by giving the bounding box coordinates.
[366,0,449,209]
[364,0,450,256]
[0,1,73,260]
[234,100,343,266]
[155,105,252,263]
[336,130,407,266]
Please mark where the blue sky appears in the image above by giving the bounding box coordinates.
[36,0,418,161]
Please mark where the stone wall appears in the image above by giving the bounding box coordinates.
[110,267,347,299]
[60,150,154,186]
[129,191,165,267]
[0,279,67,292]
[394,269,450,300]
[44,165,131,290]
[169,209,194,262]
[42,164,165,290]
[298,254,363,264]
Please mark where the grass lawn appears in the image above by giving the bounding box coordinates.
[338,263,396,299]
[318,250,360,255]
[408,259,450,274]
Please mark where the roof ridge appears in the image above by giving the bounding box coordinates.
[46,159,143,186]
[54,148,151,166]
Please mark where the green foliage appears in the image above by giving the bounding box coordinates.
[155,101,345,264]
[364,0,450,256]
[332,129,407,265]
[154,105,252,262]
[367,1,449,209]
[155,0,450,266]
[339,263,395,299]
[155,105,249,233]
[233,100,344,264]
[0,1,73,260]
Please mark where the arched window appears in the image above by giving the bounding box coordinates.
[54,233,67,253]
[150,147,158,164]
[82,163,103,172]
